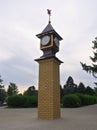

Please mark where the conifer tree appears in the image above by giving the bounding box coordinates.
[7,82,18,96]
[81,37,97,80]
[0,75,6,105]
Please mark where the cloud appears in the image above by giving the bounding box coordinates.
[0,49,14,62]
[0,0,97,92]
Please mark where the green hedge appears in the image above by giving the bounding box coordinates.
[7,93,97,108]
[62,94,81,108]
[7,95,38,108]
[76,93,97,106]
[62,94,97,108]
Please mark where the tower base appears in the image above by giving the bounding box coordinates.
[35,56,62,120]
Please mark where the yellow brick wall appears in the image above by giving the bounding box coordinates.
[37,58,61,119]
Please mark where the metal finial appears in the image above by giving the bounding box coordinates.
[47,9,51,24]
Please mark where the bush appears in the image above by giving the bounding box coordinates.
[62,93,97,108]
[7,95,23,107]
[7,95,38,108]
[23,96,38,108]
[62,94,81,108]
[76,93,97,106]
[76,93,85,106]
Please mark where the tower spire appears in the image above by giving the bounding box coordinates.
[47,9,51,24]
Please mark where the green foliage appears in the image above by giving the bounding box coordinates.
[0,75,6,105]
[62,94,97,108]
[63,76,77,95]
[7,95,23,107]
[94,87,97,96]
[62,76,96,97]
[62,94,81,108]
[0,86,7,105]
[0,75,3,84]
[7,95,38,108]
[7,82,18,96]
[23,86,38,96]
[77,82,85,94]
[76,93,86,106]
[82,94,97,105]
[81,37,97,78]
[85,86,95,95]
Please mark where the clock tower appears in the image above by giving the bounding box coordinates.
[35,10,63,119]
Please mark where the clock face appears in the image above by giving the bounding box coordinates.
[41,35,50,46]
[54,37,59,47]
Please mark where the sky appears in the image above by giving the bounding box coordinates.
[0,0,97,92]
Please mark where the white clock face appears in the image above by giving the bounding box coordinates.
[41,36,50,46]
[54,37,59,47]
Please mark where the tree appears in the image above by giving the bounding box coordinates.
[94,87,97,96]
[23,86,38,96]
[65,76,77,88]
[0,75,3,84]
[60,85,64,99]
[0,75,6,105]
[7,82,18,96]
[63,76,77,94]
[85,86,95,95]
[77,82,86,94]
[81,37,97,81]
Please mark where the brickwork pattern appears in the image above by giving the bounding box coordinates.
[38,58,61,119]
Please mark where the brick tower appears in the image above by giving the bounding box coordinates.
[35,10,63,119]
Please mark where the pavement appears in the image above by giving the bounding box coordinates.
[0,104,97,130]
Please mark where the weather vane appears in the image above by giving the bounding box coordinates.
[47,9,51,24]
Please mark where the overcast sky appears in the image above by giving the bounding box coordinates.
[0,0,97,92]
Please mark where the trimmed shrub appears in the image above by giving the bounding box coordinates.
[62,94,81,108]
[76,93,85,106]
[62,93,97,108]
[7,95,23,108]
[76,93,97,106]
[7,95,38,108]
[23,96,38,108]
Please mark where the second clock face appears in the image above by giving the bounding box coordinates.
[41,35,50,46]
[54,37,59,47]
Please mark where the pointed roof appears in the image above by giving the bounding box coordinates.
[42,23,54,33]
[36,23,63,40]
